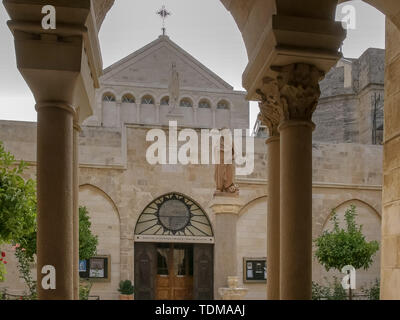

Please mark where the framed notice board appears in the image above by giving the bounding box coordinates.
[243,257,266,283]
[79,255,111,282]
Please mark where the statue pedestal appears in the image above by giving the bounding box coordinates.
[210,194,242,299]
[218,276,248,300]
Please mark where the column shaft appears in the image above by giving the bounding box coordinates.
[266,136,280,300]
[279,120,314,300]
[73,122,80,300]
[37,104,74,300]
[214,212,237,299]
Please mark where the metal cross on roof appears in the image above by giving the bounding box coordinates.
[157,5,171,36]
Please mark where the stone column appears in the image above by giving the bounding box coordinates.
[273,64,323,300]
[73,117,81,300]
[212,107,216,128]
[257,84,282,300]
[36,102,75,300]
[116,100,122,126]
[136,102,141,123]
[210,195,242,299]
[155,102,160,124]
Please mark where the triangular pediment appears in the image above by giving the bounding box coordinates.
[101,36,233,90]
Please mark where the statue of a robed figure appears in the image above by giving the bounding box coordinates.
[168,62,182,116]
[214,133,239,195]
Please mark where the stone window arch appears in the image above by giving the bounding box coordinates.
[141,95,155,105]
[180,98,193,108]
[134,193,213,239]
[198,99,211,109]
[102,92,116,102]
[160,96,170,106]
[122,93,135,103]
[217,100,230,110]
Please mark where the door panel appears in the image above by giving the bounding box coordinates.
[134,243,157,300]
[193,244,214,300]
[155,243,193,300]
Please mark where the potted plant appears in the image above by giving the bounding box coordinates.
[118,280,134,300]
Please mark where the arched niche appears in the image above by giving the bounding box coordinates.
[79,184,121,300]
[313,199,381,292]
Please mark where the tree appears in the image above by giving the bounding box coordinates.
[314,205,379,299]
[0,142,36,283]
[79,206,98,260]
[0,142,36,246]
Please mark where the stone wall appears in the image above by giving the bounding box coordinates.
[0,121,383,299]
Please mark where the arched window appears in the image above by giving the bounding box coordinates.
[122,94,135,103]
[198,99,211,109]
[160,96,170,106]
[102,92,116,102]
[141,95,155,105]
[180,98,193,108]
[217,100,229,110]
[134,193,213,238]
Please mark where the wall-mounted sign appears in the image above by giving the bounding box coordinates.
[79,255,111,282]
[79,260,87,272]
[243,257,266,283]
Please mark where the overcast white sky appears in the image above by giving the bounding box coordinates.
[0,0,385,128]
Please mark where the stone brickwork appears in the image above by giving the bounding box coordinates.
[0,42,384,299]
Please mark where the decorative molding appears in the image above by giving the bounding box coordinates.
[256,77,283,137]
[273,63,324,121]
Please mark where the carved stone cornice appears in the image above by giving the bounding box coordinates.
[272,63,324,121]
[256,78,283,137]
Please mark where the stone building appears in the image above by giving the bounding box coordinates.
[0,35,384,300]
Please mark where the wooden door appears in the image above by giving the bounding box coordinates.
[155,243,193,300]
[193,244,214,300]
[134,242,157,300]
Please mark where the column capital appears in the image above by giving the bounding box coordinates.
[256,77,283,137]
[273,63,324,121]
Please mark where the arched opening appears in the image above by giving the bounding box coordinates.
[198,99,211,109]
[160,96,170,106]
[102,92,116,102]
[122,93,136,103]
[179,98,193,108]
[134,192,214,300]
[141,95,155,105]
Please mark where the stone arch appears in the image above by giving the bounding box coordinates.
[236,195,267,300]
[79,183,121,221]
[238,195,267,218]
[140,94,156,105]
[179,96,194,108]
[314,197,382,290]
[134,192,214,240]
[78,183,121,300]
[197,97,212,109]
[316,197,381,236]
[121,92,136,103]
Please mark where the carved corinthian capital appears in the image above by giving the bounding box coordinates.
[271,63,324,121]
[256,78,283,137]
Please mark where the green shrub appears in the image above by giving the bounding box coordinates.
[118,280,134,295]
[361,279,380,300]
[312,277,347,300]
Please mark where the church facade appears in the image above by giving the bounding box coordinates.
[0,37,383,300]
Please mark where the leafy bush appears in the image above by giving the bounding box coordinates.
[79,280,93,300]
[312,277,347,300]
[361,279,380,300]
[118,280,134,295]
